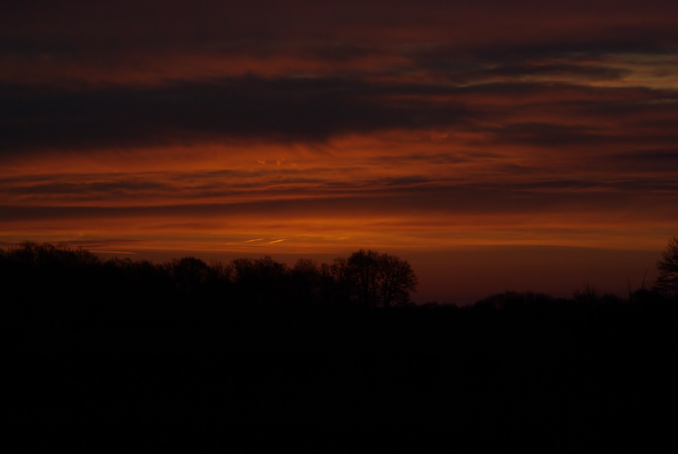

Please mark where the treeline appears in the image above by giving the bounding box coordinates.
[0,242,416,306]
[1,242,423,330]
[7,242,677,447]
[2,242,676,331]
[3,242,677,310]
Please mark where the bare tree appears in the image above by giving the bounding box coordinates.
[378,253,417,308]
[344,249,417,308]
[165,257,211,293]
[655,237,678,294]
[347,249,382,307]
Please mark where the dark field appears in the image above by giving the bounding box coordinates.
[4,243,677,450]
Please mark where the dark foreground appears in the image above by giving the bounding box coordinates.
[6,299,678,452]
[3,243,677,450]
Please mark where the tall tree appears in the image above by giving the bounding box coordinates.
[347,249,382,308]
[655,237,678,294]
[378,253,417,308]
[344,250,417,308]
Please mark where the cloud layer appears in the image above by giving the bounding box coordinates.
[1,1,677,301]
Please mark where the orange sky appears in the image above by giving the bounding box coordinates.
[1,1,677,303]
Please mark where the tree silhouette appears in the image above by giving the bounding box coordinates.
[378,253,418,307]
[0,242,424,313]
[231,256,289,307]
[347,249,382,307]
[343,249,417,308]
[290,259,323,306]
[166,257,211,294]
[655,236,678,294]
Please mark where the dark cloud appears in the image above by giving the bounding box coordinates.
[2,1,677,81]
[2,1,677,155]
[483,122,609,148]
[608,149,678,172]
[0,169,333,203]
[506,178,678,193]
[0,179,172,197]
[368,153,472,165]
[4,177,678,225]
[617,149,678,162]
[484,63,630,81]
[0,77,473,153]
[409,49,636,84]
[4,75,678,155]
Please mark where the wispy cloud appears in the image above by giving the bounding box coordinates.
[1,0,677,268]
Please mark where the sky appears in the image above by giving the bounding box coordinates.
[1,1,677,304]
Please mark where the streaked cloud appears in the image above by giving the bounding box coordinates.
[1,0,677,302]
